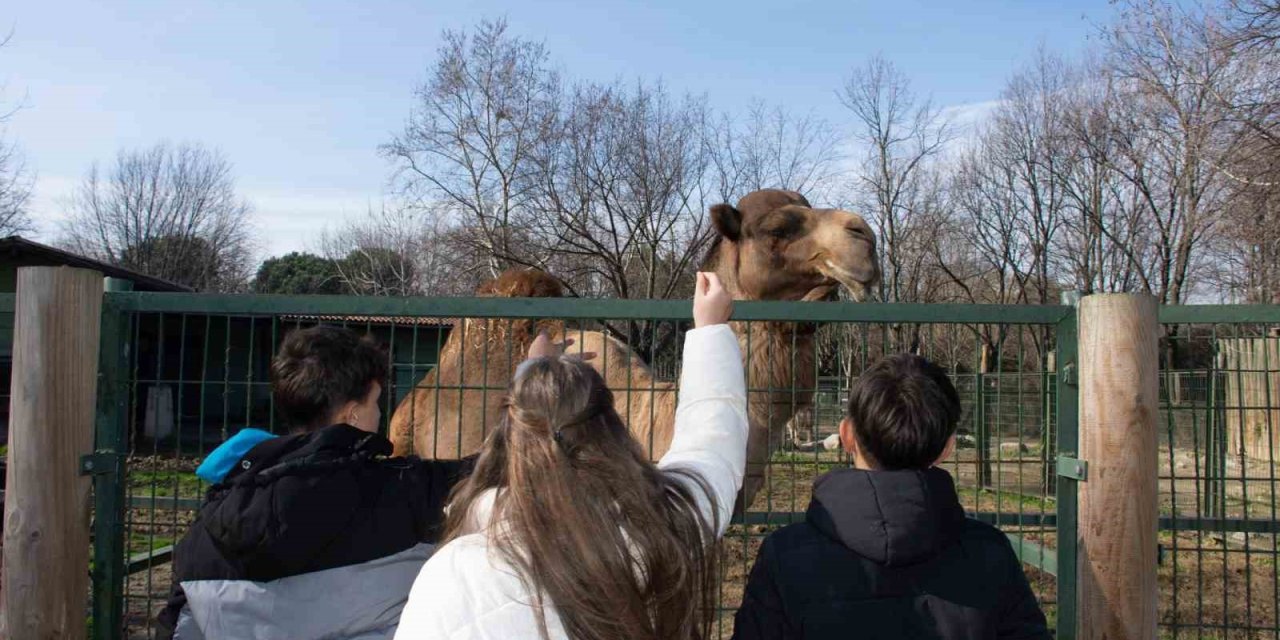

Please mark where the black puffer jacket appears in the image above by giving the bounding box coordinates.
[732,467,1050,640]
[156,424,473,640]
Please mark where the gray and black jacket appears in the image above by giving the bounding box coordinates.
[156,424,472,639]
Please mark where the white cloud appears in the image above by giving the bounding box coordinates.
[939,99,1002,130]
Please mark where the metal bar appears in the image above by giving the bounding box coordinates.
[107,292,1077,324]
[732,509,1280,532]
[1157,305,1280,324]
[91,280,131,640]
[1054,308,1080,640]
[125,545,174,577]
[1007,534,1059,576]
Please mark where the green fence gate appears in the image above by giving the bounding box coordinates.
[70,291,1280,638]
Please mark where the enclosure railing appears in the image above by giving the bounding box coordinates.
[86,292,1079,639]
[4,285,1277,638]
[1154,306,1280,639]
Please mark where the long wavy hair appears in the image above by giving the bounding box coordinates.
[441,355,719,640]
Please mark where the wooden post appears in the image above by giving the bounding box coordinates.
[2,267,103,640]
[1077,293,1158,640]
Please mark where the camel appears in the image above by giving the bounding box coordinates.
[389,189,879,509]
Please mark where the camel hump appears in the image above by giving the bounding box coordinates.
[476,268,565,298]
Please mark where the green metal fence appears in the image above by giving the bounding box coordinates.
[83,293,1076,639]
[1154,307,1280,639]
[64,292,1279,638]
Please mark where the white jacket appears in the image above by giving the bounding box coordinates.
[393,324,748,640]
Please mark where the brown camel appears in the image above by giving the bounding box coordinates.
[389,189,879,509]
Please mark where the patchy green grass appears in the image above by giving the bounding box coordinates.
[128,469,203,499]
[127,533,175,556]
[957,487,1056,513]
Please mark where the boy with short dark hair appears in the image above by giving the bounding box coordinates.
[158,325,473,640]
[732,354,1050,639]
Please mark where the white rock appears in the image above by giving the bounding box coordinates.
[822,433,842,451]
[1000,442,1031,456]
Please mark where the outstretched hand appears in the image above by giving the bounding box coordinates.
[527,332,597,361]
[693,272,732,328]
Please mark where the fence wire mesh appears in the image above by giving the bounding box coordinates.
[1157,322,1280,639]
[93,296,1072,639]
[0,289,1241,639]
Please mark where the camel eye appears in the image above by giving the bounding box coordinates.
[767,227,790,239]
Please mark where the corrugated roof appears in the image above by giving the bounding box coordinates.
[0,236,193,292]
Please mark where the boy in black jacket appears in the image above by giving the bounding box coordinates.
[156,326,472,640]
[732,354,1050,640]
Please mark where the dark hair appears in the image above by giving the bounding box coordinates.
[270,325,388,432]
[444,355,719,640]
[846,353,962,470]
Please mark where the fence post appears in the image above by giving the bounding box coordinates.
[92,277,131,640]
[1077,293,1158,640]
[2,267,103,640]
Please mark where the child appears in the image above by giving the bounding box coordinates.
[393,272,746,640]
[732,354,1051,639]
[157,325,473,640]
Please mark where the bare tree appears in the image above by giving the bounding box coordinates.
[1218,1,1280,160]
[529,81,714,300]
[1214,134,1280,302]
[840,55,954,306]
[1211,0,1280,302]
[382,18,559,278]
[1053,61,1154,295]
[525,80,717,357]
[710,100,843,204]
[1098,0,1237,305]
[0,32,32,236]
[0,125,30,236]
[61,142,255,292]
[320,204,478,297]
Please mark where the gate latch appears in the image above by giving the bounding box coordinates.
[1061,362,1077,387]
[80,452,120,477]
[1057,455,1088,481]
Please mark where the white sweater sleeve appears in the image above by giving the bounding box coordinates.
[656,324,748,539]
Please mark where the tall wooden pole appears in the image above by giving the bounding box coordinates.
[3,267,102,639]
[1077,293,1159,640]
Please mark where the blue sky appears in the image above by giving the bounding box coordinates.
[4,0,1117,258]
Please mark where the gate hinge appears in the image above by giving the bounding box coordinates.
[80,452,122,477]
[1057,455,1088,481]
[1061,362,1077,387]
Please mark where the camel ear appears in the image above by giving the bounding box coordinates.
[710,203,742,241]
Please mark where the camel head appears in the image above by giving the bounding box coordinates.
[705,189,879,302]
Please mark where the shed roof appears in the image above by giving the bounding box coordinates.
[0,236,192,292]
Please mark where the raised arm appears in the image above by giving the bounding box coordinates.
[657,273,747,538]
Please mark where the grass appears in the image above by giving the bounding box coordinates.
[769,450,847,475]
[127,469,204,499]
[957,487,1056,512]
[127,533,175,556]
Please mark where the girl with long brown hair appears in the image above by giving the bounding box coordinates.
[394,272,747,640]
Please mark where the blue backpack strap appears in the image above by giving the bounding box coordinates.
[196,428,277,484]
